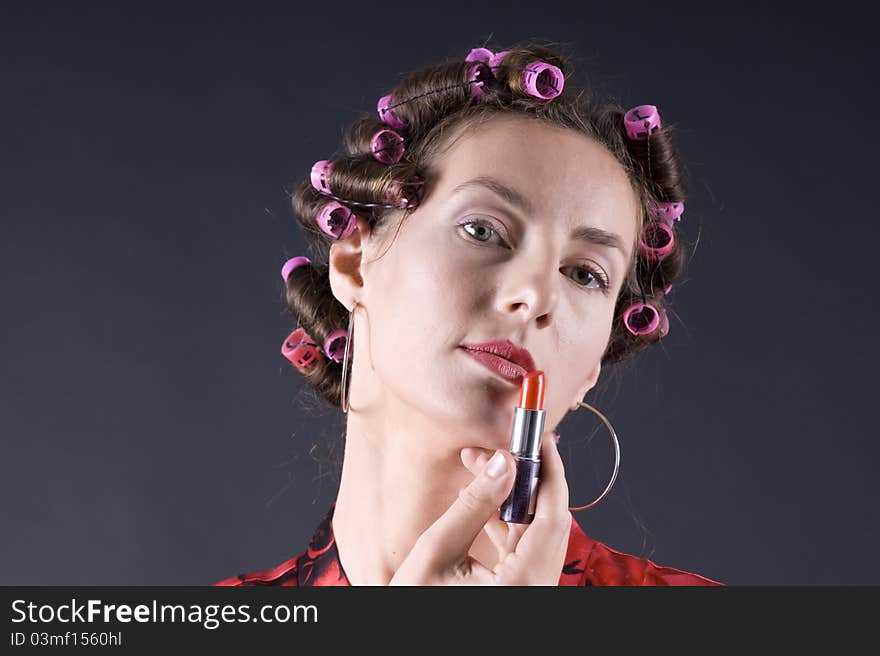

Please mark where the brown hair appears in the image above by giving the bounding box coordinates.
[284,41,690,412]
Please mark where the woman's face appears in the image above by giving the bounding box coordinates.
[336,114,640,450]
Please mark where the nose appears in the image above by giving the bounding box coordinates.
[495,248,559,324]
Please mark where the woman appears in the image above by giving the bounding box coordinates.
[214,42,723,586]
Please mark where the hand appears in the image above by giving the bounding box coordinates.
[388,431,571,585]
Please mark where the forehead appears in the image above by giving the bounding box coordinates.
[431,115,639,244]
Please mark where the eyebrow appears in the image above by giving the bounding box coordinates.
[453,176,535,216]
[451,175,629,260]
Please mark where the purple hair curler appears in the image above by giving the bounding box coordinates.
[639,221,675,262]
[323,328,350,363]
[383,175,423,208]
[489,50,509,69]
[377,93,407,130]
[281,256,311,281]
[316,201,358,240]
[310,159,334,194]
[370,128,405,165]
[465,47,494,63]
[622,303,661,336]
[468,61,493,99]
[624,104,662,141]
[658,306,669,338]
[650,201,685,226]
[522,61,564,100]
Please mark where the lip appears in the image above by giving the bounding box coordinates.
[459,339,536,373]
[460,347,528,384]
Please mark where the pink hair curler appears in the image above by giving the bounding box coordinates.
[377,93,407,130]
[323,328,350,363]
[639,221,675,262]
[281,327,323,369]
[316,201,358,240]
[465,47,494,64]
[383,175,423,207]
[522,61,564,99]
[658,306,669,338]
[489,50,509,69]
[370,128,405,165]
[281,256,311,281]
[622,302,661,336]
[468,61,493,99]
[650,201,685,226]
[624,104,662,141]
[310,159,334,194]
[465,47,509,70]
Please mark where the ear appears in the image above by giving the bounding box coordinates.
[328,215,372,312]
[569,360,601,411]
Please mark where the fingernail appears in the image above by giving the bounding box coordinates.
[485,451,507,478]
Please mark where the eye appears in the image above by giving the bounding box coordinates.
[459,218,505,244]
[564,263,611,293]
[457,218,612,295]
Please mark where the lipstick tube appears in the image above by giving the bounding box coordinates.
[499,370,546,524]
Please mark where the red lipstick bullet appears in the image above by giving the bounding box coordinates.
[499,371,546,524]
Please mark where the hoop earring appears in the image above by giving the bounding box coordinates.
[340,304,356,414]
[566,401,621,512]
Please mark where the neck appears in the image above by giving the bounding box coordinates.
[331,399,503,586]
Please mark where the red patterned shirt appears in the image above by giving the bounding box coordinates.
[213,501,724,586]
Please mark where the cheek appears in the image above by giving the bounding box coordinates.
[557,310,612,373]
[367,239,459,355]
[402,225,487,305]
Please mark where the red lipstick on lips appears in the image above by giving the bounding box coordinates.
[459,339,536,383]
[499,371,546,524]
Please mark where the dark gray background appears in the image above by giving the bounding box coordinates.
[2,2,877,585]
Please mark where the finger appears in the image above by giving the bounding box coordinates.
[460,435,564,561]
[461,438,558,560]
[417,449,515,573]
[460,447,509,555]
[502,522,528,553]
[533,429,570,519]
[509,432,571,570]
[460,447,492,473]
